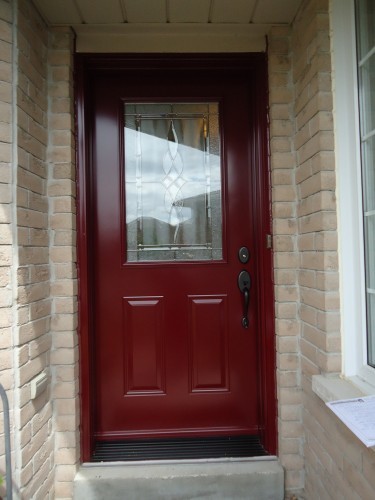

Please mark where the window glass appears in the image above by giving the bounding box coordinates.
[356,0,375,366]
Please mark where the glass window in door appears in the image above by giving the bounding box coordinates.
[124,103,223,262]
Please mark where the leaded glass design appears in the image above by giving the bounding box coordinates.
[124,103,223,262]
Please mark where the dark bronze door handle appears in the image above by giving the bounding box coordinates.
[238,270,251,328]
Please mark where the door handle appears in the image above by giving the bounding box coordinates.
[238,270,251,328]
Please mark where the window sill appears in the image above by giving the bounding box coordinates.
[312,374,375,403]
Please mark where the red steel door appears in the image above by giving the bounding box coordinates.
[91,66,263,442]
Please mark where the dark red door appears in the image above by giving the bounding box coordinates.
[89,59,269,447]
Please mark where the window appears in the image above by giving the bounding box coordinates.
[332,0,375,385]
[356,0,375,367]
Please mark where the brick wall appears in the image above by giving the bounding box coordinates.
[297,1,375,498]
[268,24,305,497]
[14,0,55,497]
[0,0,13,497]
[269,0,342,496]
[48,26,79,500]
[0,3,78,498]
[270,0,375,498]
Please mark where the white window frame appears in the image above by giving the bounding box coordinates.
[332,0,375,389]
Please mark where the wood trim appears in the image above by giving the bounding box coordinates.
[75,53,276,461]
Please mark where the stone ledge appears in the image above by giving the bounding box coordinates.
[312,374,375,403]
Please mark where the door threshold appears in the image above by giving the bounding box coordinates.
[82,455,279,467]
[91,435,267,462]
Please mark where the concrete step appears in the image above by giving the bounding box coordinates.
[74,457,284,500]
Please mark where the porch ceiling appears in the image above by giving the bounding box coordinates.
[33,0,302,26]
[32,0,302,53]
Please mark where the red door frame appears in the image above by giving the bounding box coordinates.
[75,53,276,462]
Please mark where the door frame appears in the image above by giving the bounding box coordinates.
[75,53,276,462]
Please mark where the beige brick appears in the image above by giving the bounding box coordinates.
[54,264,77,279]
[50,347,78,365]
[316,271,339,291]
[274,269,297,285]
[343,458,375,500]
[272,202,295,219]
[55,414,79,432]
[272,169,294,186]
[52,196,76,213]
[55,447,79,465]
[54,297,77,315]
[0,142,11,163]
[29,265,49,284]
[50,96,73,113]
[50,213,76,230]
[29,334,51,359]
[275,285,299,302]
[0,122,11,143]
[274,252,299,269]
[273,185,296,202]
[52,381,78,399]
[316,351,341,372]
[49,113,73,130]
[53,230,76,246]
[54,481,74,498]
[54,398,78,416]
[269,87,294,104]
[22,460,53,499]
[276,318,300,336]
[278,353,299,370]
[20,419,49,465]
[276,302,298,319]
[55,464,77,483]
[19,461,33,489]
[0,328,11,349]
[50,130,74,148]
[56,430,78,449]
[280,453,305,470]
[298,131,334,165]
[19,356,46,385]
[277,336,299,353]
[16,344,29,367]
[17,207,48,229]
[279,437,301,455]
[271,137,293,153]
[274,235,295,252]
[316,311,340,332]
[299,270,316,288]
[18,282,50,304]
[298,191,336,217]
[53,331,78,349]
[55,365,78,382]
[299,212,337,234]
[0,164,12,183]
[270,103,291,120]
[271,152,295,169]
[0,61,11,84]
[28,228,49,247]
[18,317,50,344]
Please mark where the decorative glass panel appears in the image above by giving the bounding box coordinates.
[124,103,222,262]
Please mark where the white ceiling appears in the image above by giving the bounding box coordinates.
[32,0,303,53]
[33,0,303,26]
